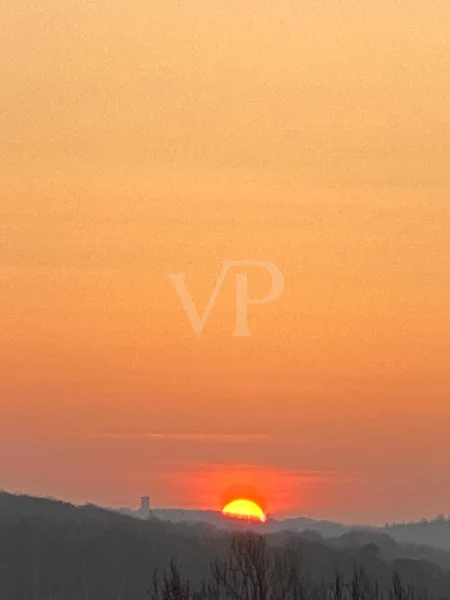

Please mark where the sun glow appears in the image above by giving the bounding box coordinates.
[222,499,267,522]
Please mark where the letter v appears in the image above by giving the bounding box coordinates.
[168,264,231,338]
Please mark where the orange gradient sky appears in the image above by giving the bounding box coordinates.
[1,0,449,524]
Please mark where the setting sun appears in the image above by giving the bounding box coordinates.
[222,499,267,523]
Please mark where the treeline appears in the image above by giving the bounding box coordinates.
[151,533,448,600]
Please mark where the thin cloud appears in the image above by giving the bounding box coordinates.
[88,432,273,443]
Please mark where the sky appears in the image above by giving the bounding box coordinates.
[1,0,449,525]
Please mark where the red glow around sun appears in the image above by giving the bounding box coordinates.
[222,498,267,522]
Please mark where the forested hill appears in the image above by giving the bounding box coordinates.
[1,491,450,600]
[0,491,224,599]
[153,509,450,552]
[385,518,450,552]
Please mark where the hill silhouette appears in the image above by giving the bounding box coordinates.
[1,491,450,599]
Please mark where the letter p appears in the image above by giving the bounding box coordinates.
[224,261,285,337]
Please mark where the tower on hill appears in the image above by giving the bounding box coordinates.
[140,495,151,519]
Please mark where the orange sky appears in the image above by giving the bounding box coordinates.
[1,0,449,524]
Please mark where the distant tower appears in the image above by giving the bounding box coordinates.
[140,495,151,518]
